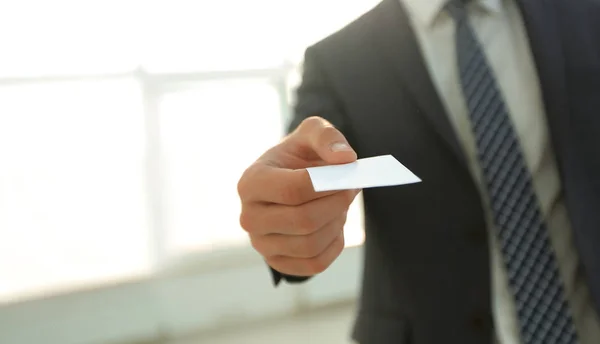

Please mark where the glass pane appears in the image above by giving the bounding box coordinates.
[0,79,149,303]
[158,79,284,255]
[0,0,140,77]
[158,78,364,257]
[142,0,381,73]
[142,0,288,73]
[0,0,381,76]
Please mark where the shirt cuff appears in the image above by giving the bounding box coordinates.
[269,267,312,286]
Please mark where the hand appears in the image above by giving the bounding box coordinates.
[237,116,361,276]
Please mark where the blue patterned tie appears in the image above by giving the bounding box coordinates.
[446,2,579,343]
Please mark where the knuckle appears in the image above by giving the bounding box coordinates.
[320,124,339,137]
[265,257,287,273]
[239,210,256,233]
[249,235,267,255]
[302,116,326,130]
[308,256,330,274]
[236,177,248,199]
[317,125,339,144]
[237,164,258,199]
[300,116,337,141]
[309,236,344,274]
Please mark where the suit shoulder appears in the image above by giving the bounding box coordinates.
[308,2,382,56]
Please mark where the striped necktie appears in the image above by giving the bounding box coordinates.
[446,2,579,343]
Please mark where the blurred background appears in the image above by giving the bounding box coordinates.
[0,1,381,343]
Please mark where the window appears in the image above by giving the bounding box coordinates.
[0,0,378,305]
[158,78,285,255]
[0,2,383,343]
[0,79,149,302]
[0,1,140,78]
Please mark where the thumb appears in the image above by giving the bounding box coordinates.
[294,116,357,165]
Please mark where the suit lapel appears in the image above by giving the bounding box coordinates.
[366,0,570,170]
[516,0,571,160]
[368,0,468,167]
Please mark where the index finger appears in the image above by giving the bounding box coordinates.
[240,163,338,205]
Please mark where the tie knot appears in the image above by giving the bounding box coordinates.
[446,0,468,21]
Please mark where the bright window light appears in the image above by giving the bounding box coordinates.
[0,0,377,302]
[0,79,149,303]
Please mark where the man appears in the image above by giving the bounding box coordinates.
[236,0,600,343]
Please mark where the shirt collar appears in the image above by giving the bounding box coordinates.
[401,0,503,28]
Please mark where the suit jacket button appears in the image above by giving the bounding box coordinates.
[471,314,485,329]
[470,311,492,332]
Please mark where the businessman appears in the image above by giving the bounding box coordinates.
[236,0,600,343]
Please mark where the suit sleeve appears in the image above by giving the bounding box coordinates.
[270,46,349,286]
[286,46,348,134]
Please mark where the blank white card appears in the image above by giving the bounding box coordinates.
[306,154,421,192]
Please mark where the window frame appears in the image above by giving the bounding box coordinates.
[0,67,363,344]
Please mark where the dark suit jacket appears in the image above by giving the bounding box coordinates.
[273,0,600,343]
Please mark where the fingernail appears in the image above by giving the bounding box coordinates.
[330,142,352,152]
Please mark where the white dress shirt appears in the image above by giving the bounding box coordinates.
[398,0,600,343]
